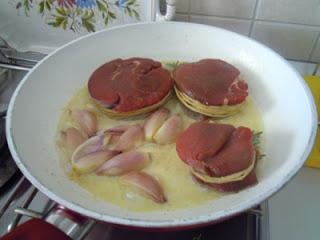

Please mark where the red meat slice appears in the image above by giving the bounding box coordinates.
[88,58,173,112]
[176,121,235,174]
[174,59,248,106]
[206,127,255,177]
[176,122,257,192]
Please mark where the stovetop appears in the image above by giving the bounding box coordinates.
[0,47,269,240]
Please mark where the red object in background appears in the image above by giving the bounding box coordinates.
[0,219,71,240]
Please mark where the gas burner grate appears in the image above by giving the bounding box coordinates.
[0,175,268,240]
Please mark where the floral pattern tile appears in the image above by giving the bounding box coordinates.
[14,0,140,32]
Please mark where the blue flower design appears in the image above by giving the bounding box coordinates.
[15,0,140,33]
[118,0,127,8]
[75,0,96,8]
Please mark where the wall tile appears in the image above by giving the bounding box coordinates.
[190,15,251,36]
[288,61,316,76]
[310,38,320,62]
[190,0,256,19]
[251,21,319,60]
[174,14,189,22]
[176,0,189,13]
[160,0,189,13]
[257,0,320,25]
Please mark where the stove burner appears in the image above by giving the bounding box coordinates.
[0,67,18,189]
[0,144,17,188]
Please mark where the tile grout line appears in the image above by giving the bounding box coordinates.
[249,0,260,37]
[253,18,320,28]
[187,12,320,29]
[286,58,318,64]
[187,0,191,22]
[189,13,254,21]
[307,30,320,62]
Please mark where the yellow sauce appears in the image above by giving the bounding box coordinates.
[56,87,263,212]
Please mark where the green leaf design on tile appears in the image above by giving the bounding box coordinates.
[38,1,45,14]
[48,7,69,29]
[81,9,95,32]
[13,0,140,32]
[108,11,116,19]
[22,0,32,16]
[44,0,52,11]
[56,7,68,16]
[96,0,108,12]
[132,8,140,20]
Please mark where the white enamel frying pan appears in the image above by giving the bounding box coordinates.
[6,22,317,229]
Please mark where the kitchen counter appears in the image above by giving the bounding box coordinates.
[268,60,320,240]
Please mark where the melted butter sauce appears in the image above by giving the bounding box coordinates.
[57,87,263,213]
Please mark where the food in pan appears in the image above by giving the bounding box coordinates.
[88,58,173,118]
[176,121,259,192]
[56,58,263,212]
[174,59,248,118]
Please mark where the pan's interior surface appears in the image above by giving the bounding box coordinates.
[6,22,317,227]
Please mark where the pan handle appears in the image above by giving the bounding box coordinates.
[0,219,71,240]
[0,204,95,240]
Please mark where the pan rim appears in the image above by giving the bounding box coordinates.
[5,21,318,228]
